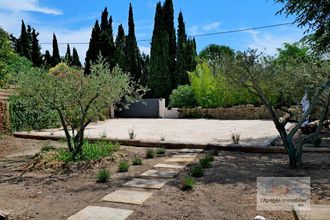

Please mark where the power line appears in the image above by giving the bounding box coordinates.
[39,22,293,45]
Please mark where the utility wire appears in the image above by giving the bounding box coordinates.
[39,22,293,45]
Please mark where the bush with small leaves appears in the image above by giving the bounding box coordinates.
[190,165,204,178]
[146,149,155,159]
[118,160,130,172]
[199,156,212,169]
[180,176,196,191]
[156,147,166,155]
[97,169,110,183]
[132,157,143,166]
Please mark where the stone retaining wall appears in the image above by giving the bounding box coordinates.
[178,105,292,120]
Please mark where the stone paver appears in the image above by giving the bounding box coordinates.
[141,169,179,178]
[172,153,197,158]
[123,178,168,189]
[294,204,330,220]
[178,149,204,153]
[102,190,153,205]
[67,206,133,220]
[164,157,195,163]
[15,119,284,146]
[154,163,186,169]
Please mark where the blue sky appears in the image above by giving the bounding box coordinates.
[0,0,306,63]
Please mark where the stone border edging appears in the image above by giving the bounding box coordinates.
[13,133,330,154]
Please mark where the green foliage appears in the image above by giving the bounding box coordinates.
[132,156,143,165]
[65,44,72,66]
[52,34,61,66]
[190,165,204,178]
[146,149,155,158]
[41,145,57,152]
[114,24,127,72]
[85,21,101,75]
[199,44,235,61]
[71,48,81,67]
[180,176,196,191]
[199,156,212,168]
[169,85,197,108]
[155,147,166,155]
[9,95,60,132]
[56,141,118,162]
[118,160,130,172]
[97,169,111,183]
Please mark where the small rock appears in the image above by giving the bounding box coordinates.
[255,215,266,220]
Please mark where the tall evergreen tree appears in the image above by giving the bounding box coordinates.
[43,50,52,68]
[99,7,115,68]
[72,47,82,67]
[126,3,141,82]
[17,20,32,60]
[148,2,171,99]
[114,24,127,71]
[163,0,176,88]
[174,12,196,86]
[31,28,42,67]
[140,53,150,86]
[52,33,61,66]
[65,44,72,66]
[85,20,101,75]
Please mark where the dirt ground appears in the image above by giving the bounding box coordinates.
[0,136,329,220]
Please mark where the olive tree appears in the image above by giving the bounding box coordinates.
[220,49,329,168]
[17,58,146,158]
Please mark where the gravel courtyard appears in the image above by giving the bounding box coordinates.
[16,119,286,146]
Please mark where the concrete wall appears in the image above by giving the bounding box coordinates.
[178,105,290,120]
[115,99,165,118]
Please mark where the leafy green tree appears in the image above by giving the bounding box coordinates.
[52,33,61,66]
[43,50,52,68]
[169,85,197,108]
[126,3,141,82]
[148,2,171,99]
[16,58,146,158]
[65,44,72,66]
[275,0,330,53]
[85,20,101,75]
[276,42,311,64]
[199,44,235,61]
[114,24,127,71]
[220,49,330,168]
[163,0,176,87]
[31,28,42,67]
[71,47,81,68]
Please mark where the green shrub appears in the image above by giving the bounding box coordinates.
[205,154,214,162]
[180,176,196,191]
[9,95,60,132]
[199,156,212,168]
[190,165,204,178]
[118,160,129,172]
[41,145,57,152]
[56,141,118,162]
[146,149,155,158]
[169,85,197,108]
[97,169,110,183]
[156,147,166,155]
[132,157,143,166]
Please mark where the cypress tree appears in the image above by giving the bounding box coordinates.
[43,50,52,68]
[52,33,61,66]
[72,47,82,67]
[85,20,101,75]
[126,3,141,82]
[163,0,176,88]
[175,12,196,86]
[148,2,171,99]
[17,20,32,60]
[114,24,127,71]
[140,53,150,86]
[65,44,72,66]
[31,28,42,67]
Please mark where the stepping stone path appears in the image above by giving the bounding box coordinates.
[67,148,203,220]
[141,169,179,178]
[294,204,330,220]
[102,190,153,205]
[67,206,133,220]
[123,178,168,189]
